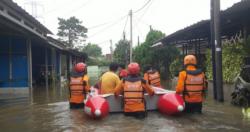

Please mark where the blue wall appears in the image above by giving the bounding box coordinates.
[0,36,28,88]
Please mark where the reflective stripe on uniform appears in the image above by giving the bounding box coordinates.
[184,71,205,103]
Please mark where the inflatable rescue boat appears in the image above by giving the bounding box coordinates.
[84,87,185,118]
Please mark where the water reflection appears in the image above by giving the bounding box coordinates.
[242,107,250,118]
[1,80,250,131]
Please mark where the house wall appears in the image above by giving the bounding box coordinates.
[0,35,29,93]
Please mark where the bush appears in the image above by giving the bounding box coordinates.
[169,57,183,78]
[205,41,244,83]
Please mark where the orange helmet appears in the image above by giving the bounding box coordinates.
[128,62,140,75]
[74,62,86,73]
[184,55,197,65]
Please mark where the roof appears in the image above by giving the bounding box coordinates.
[67,49,88,59]
[47,36,87,58]
[47,36,67,50]
[0,0,52,34]
[159,20,210,45]
[155,0,250,46]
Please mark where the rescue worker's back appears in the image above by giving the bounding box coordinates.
[115,62,154,118]
[175,55,207,113]
[69,62,90,109]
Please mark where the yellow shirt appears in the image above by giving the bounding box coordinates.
[100,71,120,94]
[83,75,90,92]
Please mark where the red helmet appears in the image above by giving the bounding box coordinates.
[74,62,86,73]
[128,62,140,75]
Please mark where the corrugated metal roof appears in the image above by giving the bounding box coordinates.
[2,0,52,34]
[155,0,250,46]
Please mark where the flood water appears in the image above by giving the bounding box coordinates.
[0,67,250,132]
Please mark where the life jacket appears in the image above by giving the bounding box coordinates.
[148,71,161,87]
[69,76,86,104]
[183,69,205,103]
[123,77,145,113]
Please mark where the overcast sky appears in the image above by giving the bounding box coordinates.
[14,0,241,54]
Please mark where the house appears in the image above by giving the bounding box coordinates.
[0,0,86,94]
[153,0,250,63]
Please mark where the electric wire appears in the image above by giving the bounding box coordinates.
[88,15,128,30]
[88,0,153,46]
[44,0,75,15]
[123,15,129,32]
[136,0,154,25]
[133,0,152,14]
[66,0,93,15]
[88,15,128,38]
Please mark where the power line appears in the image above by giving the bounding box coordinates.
[123,15,129,32]
[44,0,75,15]
[94,40,110,45]
[136,0,154,24]
[133,0,153,41]
[66,0,93,15]
[88,15,128,38]
[44,0,93,15]
[133,0,152,13]
[88,0,153,46]
[88,15,127,30]
[88,21,113,29]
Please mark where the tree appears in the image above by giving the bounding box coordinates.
[133,29,165,66]
[133,29,180,79]
[113,39,130,65]
[57,16,87,48]
[81,43,102,57]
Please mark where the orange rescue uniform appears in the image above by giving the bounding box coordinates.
[144,70,162,88]
[69,75,90,104]
[176,66,206,103]
[115,77,154,113]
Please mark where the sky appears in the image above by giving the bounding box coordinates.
[14,0,241,54]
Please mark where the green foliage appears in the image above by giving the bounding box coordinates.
[133,29,165,66]
[86,56,111,66]
[169,56,183,78]
[113,39,130,65]
[205,49,213,80]
[153,45,180,79]
[133,29,180,79]
[81,43,102,57]
[57,16,87,48]
[205,41,244,83]
[244,36,250,56]
[78,43,104,66]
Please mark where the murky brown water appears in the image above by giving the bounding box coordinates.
[0,83,250,132]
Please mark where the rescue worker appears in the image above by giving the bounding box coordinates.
[175,55,207,113]
[69,62,90,109]
[114,62,154,118]
[144,65,162,88]
[100,62,120,94]
[118,64,128,79]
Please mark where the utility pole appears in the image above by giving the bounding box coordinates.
[137,36,140,46]
[24,0,45,23]
[123,31,126,40]
[110,40,113,61]
[210,0,217,100]
[212,0,224,102]
[129,10,133,63]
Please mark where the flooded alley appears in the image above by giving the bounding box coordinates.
[0,79,250,132]
[1,0,250,132]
